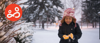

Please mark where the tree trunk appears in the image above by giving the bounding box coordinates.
[39,22,40,28]
[42,21,45,29]
[47,18,48,28]
[94,22,97,28]
[34,22,36,28]
[87,22,88,28]
[47,22,48,28]
[92,22,94,28]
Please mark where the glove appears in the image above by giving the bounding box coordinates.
[63,35,69,40]
[68,33,74,39]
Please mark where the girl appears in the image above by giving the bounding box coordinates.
[58,8,82,43]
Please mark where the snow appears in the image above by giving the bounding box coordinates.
[7,21,100,43]
[17,0,28,4]
[79,29,100,43]
[32,27,100,43]
[8,21,34,43]
[32,29,60,43]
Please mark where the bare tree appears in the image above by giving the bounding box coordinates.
[70,0,82,10]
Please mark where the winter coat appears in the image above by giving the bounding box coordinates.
[58,21,82,43]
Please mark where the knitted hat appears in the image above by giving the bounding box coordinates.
[60,8,77,27]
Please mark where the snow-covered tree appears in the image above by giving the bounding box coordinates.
[13,22,34,43]
[0,0,28,43]
[82,0,100,28]
[22,0,64,29]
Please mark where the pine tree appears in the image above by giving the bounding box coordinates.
[82,0,100,28]
[22,0,64,29]
[0,0,25,43]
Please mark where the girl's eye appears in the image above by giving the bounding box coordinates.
[69,17,72,19]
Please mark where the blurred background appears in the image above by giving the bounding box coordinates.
[0,0,100,43]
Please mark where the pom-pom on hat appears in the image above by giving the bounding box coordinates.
[60,8,77,27]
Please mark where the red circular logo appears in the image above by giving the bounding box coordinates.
[5,4,22,21]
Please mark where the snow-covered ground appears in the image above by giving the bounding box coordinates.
[32,27,100,43]
[8,22,100,43]
[79,28,100,43]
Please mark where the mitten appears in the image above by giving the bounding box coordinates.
[68,33,74,39]
[63,35,69,40]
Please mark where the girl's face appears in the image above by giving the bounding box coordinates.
[65,16,72,25]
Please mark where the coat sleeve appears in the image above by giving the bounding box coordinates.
[74,23,82,40]
[58,26,64,40]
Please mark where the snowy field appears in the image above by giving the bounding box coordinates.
[32,27,100,43]
[7,22,100,43]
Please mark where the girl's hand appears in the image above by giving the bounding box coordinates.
[68,33,74,39]
[63,35,69,40]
